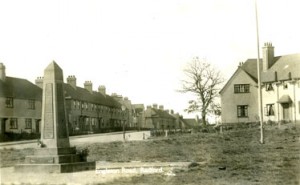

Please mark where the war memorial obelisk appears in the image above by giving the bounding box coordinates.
[15,61,95,173]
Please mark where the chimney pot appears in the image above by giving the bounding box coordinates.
[67,75,77,89]
[84,80,93,93]
[263,42,275,71]
[98,85,106,95]
[35,76,44,88]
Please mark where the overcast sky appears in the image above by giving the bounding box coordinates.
[0,0,299,118]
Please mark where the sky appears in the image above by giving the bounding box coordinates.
[0,0,299,118]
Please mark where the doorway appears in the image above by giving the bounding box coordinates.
[282,103,290,121]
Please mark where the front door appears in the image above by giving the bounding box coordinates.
[282,103,290,121]
[35,119,40,133]
[0,118,7,134]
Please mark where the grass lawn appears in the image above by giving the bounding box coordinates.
[1,124,299,185]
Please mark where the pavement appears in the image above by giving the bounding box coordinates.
[0,131,151,149]
[0,167,137,185]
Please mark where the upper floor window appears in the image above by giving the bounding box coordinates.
[6,97,14,108]
[234,84,250,93]
[237,105,248,117]
[265,104,275,116]
[28,99,35,109]
[266,83,274,91]
[25,118,32,129]
[283,82,288,89]
[10,118,18,129]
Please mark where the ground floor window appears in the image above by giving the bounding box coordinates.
[237,105,248,117]
[25,118,32,129]
[265,104,275,116]
[10,118,18,129]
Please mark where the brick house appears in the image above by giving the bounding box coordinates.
[144,104,176,130]
[0,63,42,134]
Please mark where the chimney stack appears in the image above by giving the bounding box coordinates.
[35,77,44,88]
[263,42,275,71]
[67,75,77,89]
[84,81,93,93]
[153,104,158,109]
[159,105,164,110]
[0,63,6,81]
[98,85,106,95]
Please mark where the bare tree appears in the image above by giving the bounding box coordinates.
[180,57,224,126]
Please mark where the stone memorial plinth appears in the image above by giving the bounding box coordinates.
[15,61,95,173]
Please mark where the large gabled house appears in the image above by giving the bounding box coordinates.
[220,43,300,124]
[220,59,261,124]
[0,63,42,134]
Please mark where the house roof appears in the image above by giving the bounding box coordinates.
[182,118,200,128]
[261,53,300,82]
[220,53,300,94]
[64,84,121,108]
[240,59,262,82]
[149,108,175,120]
[219,59,262,94]
[0,77,42,100]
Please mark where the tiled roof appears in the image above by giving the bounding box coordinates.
[183,118,199,128]
[0,77,42,100]
[261,54,300,82]
[64,84,121,108]
[240,59,262,82]
[151,108,175,120]
[220,53,299,94]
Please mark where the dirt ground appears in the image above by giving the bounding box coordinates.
[1,123,299,185]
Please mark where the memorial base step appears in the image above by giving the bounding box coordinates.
[25,154,82,164]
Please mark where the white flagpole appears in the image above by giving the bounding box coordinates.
[255,0,264,144]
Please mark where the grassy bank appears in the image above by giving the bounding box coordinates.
[1,124,299,185]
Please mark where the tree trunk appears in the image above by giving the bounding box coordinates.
[202,113,207,126]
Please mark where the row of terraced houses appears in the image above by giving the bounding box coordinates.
[0,63,195,136]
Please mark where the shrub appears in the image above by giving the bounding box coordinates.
[76,147,89,161]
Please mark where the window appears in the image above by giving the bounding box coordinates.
[237,105,248,117]
[5,97,13,108]
[10,118,18,129]
[234,84,250,93]
[266,83,274,91]
[25,118,32,129]
[73,100,77,109]
[28,99,35,109]
[265,104,275,116]
[283,82,288,89]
